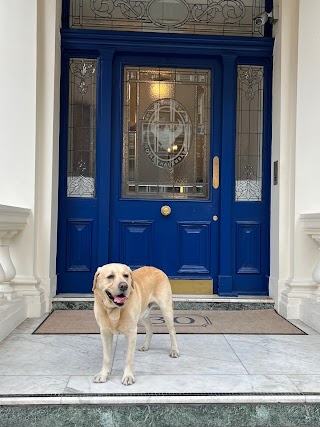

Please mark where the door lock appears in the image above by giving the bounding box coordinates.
[161,205,171,216]
[212,215,218,221]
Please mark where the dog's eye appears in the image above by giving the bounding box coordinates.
[123,274,129,278]
[107,274,114,279]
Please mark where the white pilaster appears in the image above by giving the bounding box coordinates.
[270,0,299,311]
[34,0,61,312]
[277,0,320,326]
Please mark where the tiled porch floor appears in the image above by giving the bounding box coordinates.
[0,314,320,405]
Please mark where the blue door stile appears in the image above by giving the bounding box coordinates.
[218,55,237,296]
[96,50,114,268]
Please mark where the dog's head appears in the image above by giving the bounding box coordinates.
[92,263,134,308]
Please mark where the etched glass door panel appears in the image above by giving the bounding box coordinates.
[235,65,264,201]
[67,58,97,198]
[122,67,210,199]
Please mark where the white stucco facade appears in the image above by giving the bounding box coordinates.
[271,0,320,331]
[1,0,320,340]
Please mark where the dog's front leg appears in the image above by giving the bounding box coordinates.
[93,329,113,383]
[122,331,137,385]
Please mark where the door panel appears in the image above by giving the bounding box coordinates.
[110,57,219,284]
[119,220,155,269]
[177,222,211,274]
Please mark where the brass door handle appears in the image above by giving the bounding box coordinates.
[161,205,171,216]
[212,156,219,189]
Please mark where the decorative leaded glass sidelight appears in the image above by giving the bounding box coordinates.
[67,58,97,198]
[235,65,264,201]
[69,0,267,37]
[122,67,211,199]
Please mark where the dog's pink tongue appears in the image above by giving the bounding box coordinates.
[114,295,128,304]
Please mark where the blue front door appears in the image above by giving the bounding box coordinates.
[56,32,273,295]
[109,55,220,286]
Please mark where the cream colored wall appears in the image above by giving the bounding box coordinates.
[0,0,61,316]
[0,0,38,282]
[276,0,320,328]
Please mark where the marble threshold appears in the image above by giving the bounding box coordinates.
[54,294,274,304]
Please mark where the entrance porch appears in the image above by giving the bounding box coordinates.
[0,313,319,426]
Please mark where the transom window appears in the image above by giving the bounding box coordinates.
[68,0,269,37]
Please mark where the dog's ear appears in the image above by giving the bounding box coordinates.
[129,268,135,289]
[92,267,101,291]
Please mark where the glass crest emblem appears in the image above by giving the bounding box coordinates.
[142,98,192,169]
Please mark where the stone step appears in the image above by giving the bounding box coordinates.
[0,396,320,427]
[52,294,275,311]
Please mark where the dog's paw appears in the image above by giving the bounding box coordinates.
[169,349,180,358]
[138,344,149,351]
[122,374,135,386]
[93,373,108,383]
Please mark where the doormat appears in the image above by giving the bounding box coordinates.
[33,309,305,335]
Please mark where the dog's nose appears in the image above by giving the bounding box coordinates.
[118,282,128,292]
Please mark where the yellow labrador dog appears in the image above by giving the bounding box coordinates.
[92,263,180,385]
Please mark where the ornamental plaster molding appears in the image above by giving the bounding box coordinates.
[0,205,30,231]
[300,213,320,236]
[300,213,320,301]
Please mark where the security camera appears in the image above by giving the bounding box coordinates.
[254,8,279,26]
[253,11,270,27]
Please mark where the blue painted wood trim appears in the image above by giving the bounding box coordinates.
[264,0,274,38]
[61,29,274,57]
[218,55,237,296]
[61,0,70,29]
[211,60,223,291]
[262,57,273,290]
[218,276,235,297]
[56,53,70,290]
[96,50,115,267]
